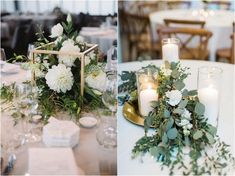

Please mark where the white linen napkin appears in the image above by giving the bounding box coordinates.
[28,148,84,175]
[42,117,80,148]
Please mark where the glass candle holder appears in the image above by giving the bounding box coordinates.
[136,68,158,117]
[197,66,222,127]
[162,38,180,63]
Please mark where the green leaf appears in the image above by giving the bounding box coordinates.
[194,102,205,116]
[162,133,168,144]
[205,132,215,144]
[171,69,180,78]
[178,100,188,108]
[167,128,178,139]
[207,125,217,136]
[182,89,188,97]
[174,80,185,90]
[170,62,177,70]
[193,130,203,140]
[164,109,170,118]
[166,118,174,131]
[149,147,159,157]
[188,90,197,96]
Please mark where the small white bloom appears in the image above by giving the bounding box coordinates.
[84,51,96,66]
[66,14,72,23]
[76,35,85,43]
[62,39,75,46]
[179,119,189,126]
[45,64,74,93]
[182,109,191,120]
[160,65,172,76]
[58,39,80,67]
[85,70,106,92]
[166,90,182,106]
[50,23,63,38]
[186,123,193,129]
[183,129,190,136]
[35,68,45,78]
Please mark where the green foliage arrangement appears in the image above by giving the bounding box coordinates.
[119,61,235,175]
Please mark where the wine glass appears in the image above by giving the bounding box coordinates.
[102,72,118,116]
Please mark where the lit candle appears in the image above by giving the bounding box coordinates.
[139,85,158,117]
[162,43,179,62]
[198,86,219,126]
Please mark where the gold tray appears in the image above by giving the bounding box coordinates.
[122,102,145,127]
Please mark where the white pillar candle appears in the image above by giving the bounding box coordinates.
[162,43,179,62]
[198,86,219,126]
[139,87,158,117]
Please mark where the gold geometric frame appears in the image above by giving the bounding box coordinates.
[31,42,98,96]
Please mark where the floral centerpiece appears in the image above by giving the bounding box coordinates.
[119,61,235,175]
[1,14,107,121]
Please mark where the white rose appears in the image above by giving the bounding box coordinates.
[166,90,182,106]
[50,23,63,38]
[183,129,190,136]
[85,70,106,92]
[58,39,80,67]
[76,35,85,43]
[45,64,74,93]
[186,123,193,129]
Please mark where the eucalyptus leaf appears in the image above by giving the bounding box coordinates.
[162,133,168,144]
[182,89,188,97]
[170,62,177,70]
[193,130,203,140]
[166,118,174,131]
[207,125,217,136]
[205,132,215,144]
[173,108,184,115]
[178,100,188,108]
[150,147,159,157]
[194,102,205,116]
[164,109,170,118]
[171,69,180,78]
[167,128,178,139]
[188,90,197,96]
[174,80,185,90]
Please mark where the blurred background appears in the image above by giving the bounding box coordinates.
[118,0,235,63]
[1,0,117,60]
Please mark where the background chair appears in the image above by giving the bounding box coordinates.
[166,1,192,10]
[164,19,206,29]
[158,26,212,60]
[203,1,231,10]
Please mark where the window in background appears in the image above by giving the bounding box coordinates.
[1,0,116,15]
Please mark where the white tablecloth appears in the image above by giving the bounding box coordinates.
[80,27,117,54]
[149,9,234,61]
[118,60,235,175]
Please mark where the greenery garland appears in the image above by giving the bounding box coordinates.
[119,61,235,175]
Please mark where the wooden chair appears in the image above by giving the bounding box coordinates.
[158,27,213,60]
[167,1,192,9]
[216,34,234,64]
[137,2,161,15]
[203,1,231,10]
[164,19,206,29]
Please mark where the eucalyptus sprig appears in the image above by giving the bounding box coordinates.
[119,61,235,175]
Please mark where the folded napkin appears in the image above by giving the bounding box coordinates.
[1,63,19,73]
[43,117,80,148]
[28,148,84,175]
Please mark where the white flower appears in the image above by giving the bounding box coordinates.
[179,119,189,126]
[85,56,91,66]
[183,129,190,136]
[66,14,72,23]
[76,35,85,43]
[166,90,182,106]
[186,123,193,129]
[84,51,96,66]
[58,39,80,67]
[182,109,191,120]
[50,23,63,38]
[45,64,74,93]
[85,70,106,92]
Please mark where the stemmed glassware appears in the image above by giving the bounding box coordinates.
[13,83,41,144]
